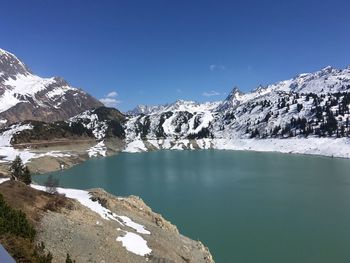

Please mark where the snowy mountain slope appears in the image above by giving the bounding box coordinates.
[126,104,168,116]
[2,63,350,162]
[6,65,349,146]
[69,107,126,139]
[0,122,71,163]
[124,100,221,142]
[0,48,102,125]
[125,66,350,143]
[0,106,125,162]
[6,107,126,145]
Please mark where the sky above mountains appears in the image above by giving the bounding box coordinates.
[1,0,350,111]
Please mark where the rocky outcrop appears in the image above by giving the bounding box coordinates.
[0,180,214,263]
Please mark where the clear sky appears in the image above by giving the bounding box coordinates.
[1,0,349,111]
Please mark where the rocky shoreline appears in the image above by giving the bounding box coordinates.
[0,179,214,262]
[2,136,349,177]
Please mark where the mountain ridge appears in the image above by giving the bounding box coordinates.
[124,65,350,142]
[1,49,350,164]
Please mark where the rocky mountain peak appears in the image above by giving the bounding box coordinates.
[217,86,243,111]
[0,48,31,77]
[227,86,243,98]
[321,65,334,72]
[0,48,103,126]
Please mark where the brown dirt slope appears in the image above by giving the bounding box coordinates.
[0,181,215,263]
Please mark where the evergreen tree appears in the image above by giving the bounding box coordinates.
[22,166,32,185]
[0,193,36,240]
[297,103,303,112]
[9,156,32,185]
[9,155,24,181]
[66,253,75,263]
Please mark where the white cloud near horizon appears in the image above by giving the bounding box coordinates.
[106,91,118,98]
[99,91,120,107]
[203,90,221,97]
[209,64,226,72]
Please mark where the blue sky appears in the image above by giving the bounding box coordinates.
[1,0,349,111]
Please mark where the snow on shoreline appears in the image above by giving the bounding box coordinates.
[0,124,73,164]
[87,141,107,157]
[0,124,35,163]
[123,137,350,159]
[29,184,152,256]
[212,138,350,158]
[0,178,152,257]
[123,140,147,153]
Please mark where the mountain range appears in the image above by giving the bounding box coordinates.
[1,48,350,152]
[125,66,350,142]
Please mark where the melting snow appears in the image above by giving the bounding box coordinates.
[123,140,147,153]
[30,184,152,257]
[88,141,107,157]
[0,124,35,163]
[124,137,350,159]
[0,178,10,184]
[116,231,152,256]
[0,124,74,163]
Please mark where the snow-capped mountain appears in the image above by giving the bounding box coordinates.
[126,104,168,116]
[69,106,126,140]
[2,65,350,160]
[125,66,350,142]
[124,100,221,142]
[0,48,102,126]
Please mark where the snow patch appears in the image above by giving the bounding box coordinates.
[123,140,147,153]
[0,178,10,184]
[0,124,35,163]
[88,141,107,157]
[46,86,73,99]
[30,184,152,256]
[124,137,350,159]
[117,216,150,235]
[116,231,152,256]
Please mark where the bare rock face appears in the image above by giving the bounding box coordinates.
[0,48,103,126]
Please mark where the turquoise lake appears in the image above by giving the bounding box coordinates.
[34,150,350,263]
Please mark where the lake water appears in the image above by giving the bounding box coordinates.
[34,150,350,263]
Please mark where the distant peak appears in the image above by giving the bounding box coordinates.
[229,86,242,95]
[222,86,243,105]
[0,48,7,55]
[321,65,333,71]
[174,99,196,104]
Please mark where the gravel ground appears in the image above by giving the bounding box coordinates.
[38,189,214,263]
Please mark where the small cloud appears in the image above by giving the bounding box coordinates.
[176,89,182,93]
[99,98,120,107]
[106,91,118,98]
[99,91,120,107]
[209,64,226,72]
[203,90,221,97]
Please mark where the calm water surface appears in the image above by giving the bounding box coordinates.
[34,150,350,263]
